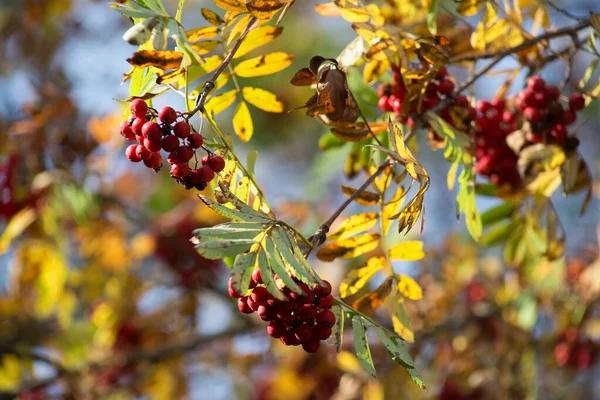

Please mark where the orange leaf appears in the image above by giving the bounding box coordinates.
[127,50,183,70]
[341,185,380,206]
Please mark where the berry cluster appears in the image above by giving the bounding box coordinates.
[119,99,225,190]
[554,327,597,369]
[473,98,522,187]
[228,270,336,353]
[516,76,583,149]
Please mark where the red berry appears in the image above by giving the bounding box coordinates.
[143,152,162,169]
[251,287,271,305]
[502,111,515,124]
[120,121,135,140]
[167,152,181,165]
[173,121,191,138]
[188,133,204,148]
[276,310,295,325]
[228,277,242,298]
[545,85,560,101]
[135,145,151,161]
[527,76,546,93]
[438,79,455,95]
[143,138,162,152]
[316,310,336,328]
[491,98,505,110]
[302,339,321,353]
[534,92,548,108]
[378,96,392,112]
[569,93,585,111]
[281,331,301,346]
[208,156,226,172]
[294,325,313,342]
[523,107,541,123]
[267,321,286,338]
[131,118,146,136]
[561,110,576,125]
[158,106,178,124]
[171,162,190,178]
[238,297,253,314]
[201,155,210,165]
[251,268,262,285]
[391,96,403,114]
[425,81,438,96]
[299,305,318,321]
[313,324,332,340]
[257,305,274,321]
[196,165,215,183]
[135,134,144,144]
[130,99,148,118]
[435,66,447,79]
[247,296,261,311]
[161,135,180,152]
[554,342,570,366]
[142,121,161,141]
[125,145,142,163]
[314,281,332,298]
[176,145,194,162]
[318,294,335,309]
[476,100,492,114]
[454,95,469,107]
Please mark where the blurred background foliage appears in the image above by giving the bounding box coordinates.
[0,0,600,399]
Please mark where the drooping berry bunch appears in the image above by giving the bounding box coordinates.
[228,269,336,353]
[516,76,584,149]
[119,99,225,191]
[473,98,522,187]
[554,327,597,369]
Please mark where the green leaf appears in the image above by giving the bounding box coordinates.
[351,315,376,377]
[481,220,519,247]
[427,0,440,34]
[517,294,538,331]
[231,251,258,294]
[327,304,345,352]
[194,238,255,259]
[257,249,286,300]
[246,150,258,179]
[197,195,250,221]
[264,238,304,294]
[374,327,414,368]
[425,111,471,165]
[175,0,186,22]
[191,222,265,242]
[141,0,167,13]
[457,167,481,240]
[215,183,272,222]
[273,227,324,286]
[406,367,426,389]
[481,202,517,227]
[110,3,163,18]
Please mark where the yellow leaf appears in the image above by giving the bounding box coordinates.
[317,233,380,262]
[0,208,36,254]
[26,242,67,317]
[337,351,363,375]
[388,240,425,261]
[339,256,386,298]
[329,212,379,241]
[242,87,284,112]
[127,50,184,70]
[0,355,20,390]
[191,40,220,55]
[340,7,370,22]
[245,0,293,21]
[397,274,423,300]
[234,52,294,77]
[352,275,394,312]
[341,185,380,206]
[233,101,254,141]
[186,26,220,41]
[382,186,405,235]
[234,26,284,59]
[227,13,255,45]
[392,313,414,343]
[202,8,225,26]
[363,59,390,85]
[364,381,385,400]
[457,0,486,16]
[204,89,237,115]
[213,0,248,13]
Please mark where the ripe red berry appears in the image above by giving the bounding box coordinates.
[158,106,178,124]
[299,305,318,321]
[171,162,190,178]
[143,138,162,153]
[246,296,260,311]
[251,268,262,285]
[135,145,151,161]
[281,331,301,346]
[161,135,180,152]
[228,277,242,298]
[267,321,286,338]
[302,339,321,353]
[238,297,254,314]
[196,165,215,183]
[125,145,142,163]
[527,76,546,93]
[167,152,181,165]
[435,66,448,79]
[294,325,313,342]
[276,310,295,325]
[130,99,148,118]
[143,152,162,169]
[569,93,585,111]
[378,95,392,112]
[208,155,226,172]
[561,110,577,125]
[120,121,135,140]
[313,324,332,340]
[131,118,146,136]
[523,107,541,124]
[135,134,144,144]
[491,97,505,110]
[187,133,204,148]
[391,96,403,114]
[257,305,274,321]
[438,79,455,96]
[545,85,560,101]
[314,281,332,298]
[176,145,194,162]
[318,294,335,309]
[141,121,161,141]
[316,310,336,328]
[454,95,469,107]
[251,287,271,305]
[173,121,191,138]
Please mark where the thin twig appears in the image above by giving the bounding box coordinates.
[305,162,390,257]
[185,16,258,119]
[349,90,385,147]
[544,0,585,21]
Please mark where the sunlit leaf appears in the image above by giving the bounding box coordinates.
[341,185,380,206]
[396,274,423,300]
[186,26,220,41]
[234,26,283,58]
[317,233,381,262]
[191,40,220,55]
[329,212,379,241]
[392,302,414,343]
[388,240,425,261]
[264,237,304,294]
[234,52,294,77]
[0,208,36,254]
[340,256,386,298]
[245,0,293,20]
[242,87,284,112]
[352,275,394,312]
[204,89,237,115]
[194,238,256,259]
[213,0,248,13]
[233,101,254,141]
[341,7,370,22]
[127,50,184,70]
[202,8,225,26]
